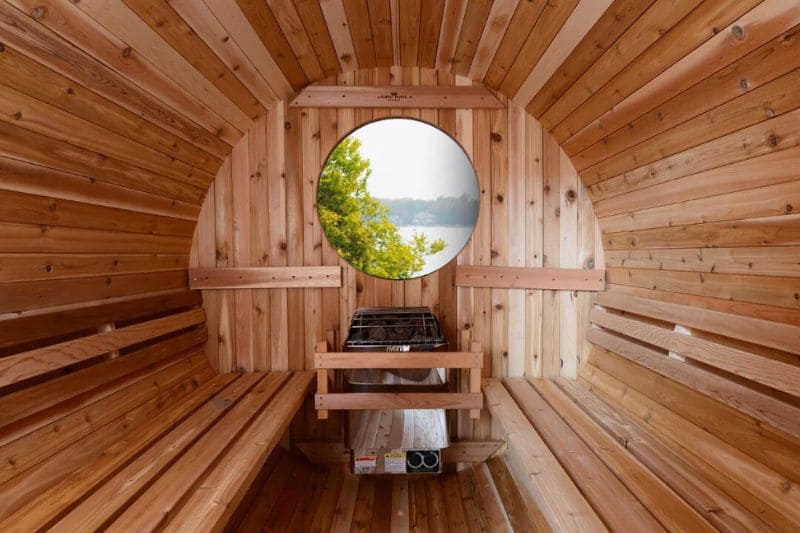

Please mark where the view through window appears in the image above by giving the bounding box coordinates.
[318,118,479,280]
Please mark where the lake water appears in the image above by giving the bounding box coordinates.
[398,225,474,276]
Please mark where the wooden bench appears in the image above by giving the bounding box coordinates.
[0,290,313,531]
[485,288,800,533]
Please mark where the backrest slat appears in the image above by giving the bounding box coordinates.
[0,308,205,389]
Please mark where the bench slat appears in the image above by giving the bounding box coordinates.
[528,378,712,532]
[163,371,314,532]
[107,372,293,531]
[1,373,228,532]
[505,378,667,532]
[54,373,263,531]
[483,379,605,532]
[0,354,214,531]
[556,377,770,532]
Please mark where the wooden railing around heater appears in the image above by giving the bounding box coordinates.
[315,342,484,420]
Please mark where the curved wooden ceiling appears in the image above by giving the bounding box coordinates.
[1,0,798,270]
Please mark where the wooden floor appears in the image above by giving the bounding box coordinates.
[229,448,548,532]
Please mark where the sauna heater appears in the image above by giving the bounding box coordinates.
[344,307,450,474]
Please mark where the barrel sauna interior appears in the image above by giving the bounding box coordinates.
[0,0,798,531]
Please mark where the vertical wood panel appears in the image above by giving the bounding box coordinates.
[268,105,289,370]
[249,116,271,370]
[231,133,253,370]
[525,115,544,378]
[559,149,578,379]
[541,132,561,378]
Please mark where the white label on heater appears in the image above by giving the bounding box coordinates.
[384,451,406,474]
[354,454,377,474]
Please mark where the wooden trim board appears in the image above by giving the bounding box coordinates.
[290,85,504,108]
[315,351,483,369]
[295,440,504,463]
[315,392,482,410]
[456,265,605,290]
[189,267,341,289]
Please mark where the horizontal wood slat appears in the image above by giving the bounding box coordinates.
[290,85,504,108]
[590,308,800,397]
[456,265,605,290]
[587,329,800,439]
[315,392,482,410]
[0,289,200,350]
[596,291,800,356]
[315,351,483,369]
[0,308,205,388]
[189,266,342,289]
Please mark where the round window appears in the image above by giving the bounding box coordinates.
[318,118,479,280]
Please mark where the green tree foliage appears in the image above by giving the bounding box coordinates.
[318,137,445,279]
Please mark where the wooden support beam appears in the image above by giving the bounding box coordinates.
[469,341,482,419]
[294,440,504,464]
[443,441,504,463]
[189,266,341,289]
[289,85,504,108]
[456,265,605,290]
[314,351,483,369]
[316,340,329,420]
[315,392,482,410]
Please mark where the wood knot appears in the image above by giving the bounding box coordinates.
[66,87,75,95]
[0,43,5,53]
[768,134,779,147]
[45,264,53,272]
[30,6,46,19]
[490,132,502,142]
[122,47,132,58]
[565,189,576,202]
[105,277,112,286]
[279,241,287,250]
[495,194,504,203]
[495,304,504,311]
[284,121,292,131]
[13,112,21,120]
[731,25,745,40]
[786,204,793,213]
[739,79,750,91]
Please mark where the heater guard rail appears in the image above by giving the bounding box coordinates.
[315,342,483,420]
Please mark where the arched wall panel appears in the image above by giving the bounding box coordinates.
[190,67,604,441]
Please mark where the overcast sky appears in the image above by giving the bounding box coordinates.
[345,119,478,200]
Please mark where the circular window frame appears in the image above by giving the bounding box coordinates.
[317,116,480,281]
